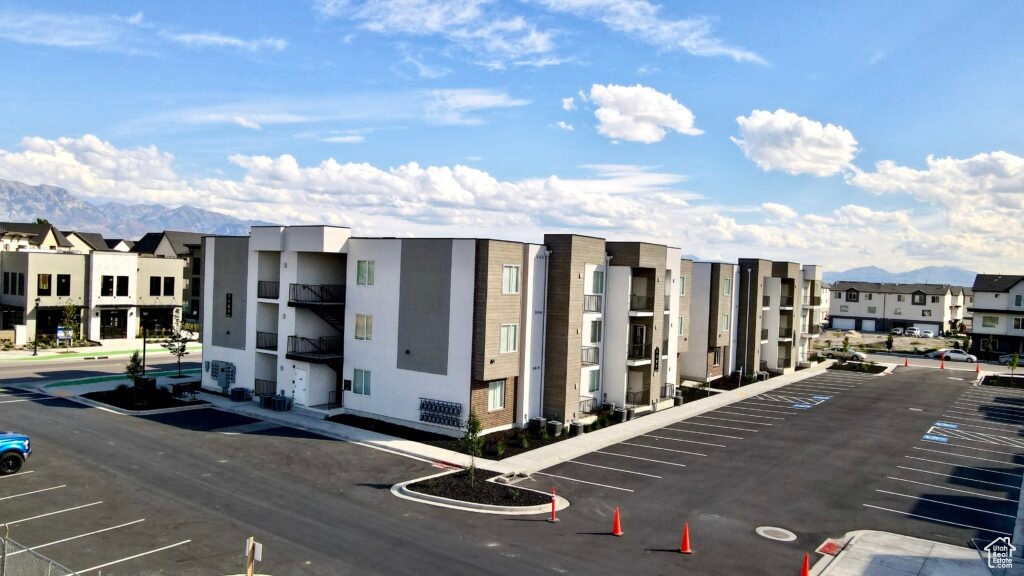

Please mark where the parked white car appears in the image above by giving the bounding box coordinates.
[904,327,922,337]
[921,330,935,338]
[890,327,904,336]
[925,348,949,358]
[939,349,976,363]
[824,347,868,361]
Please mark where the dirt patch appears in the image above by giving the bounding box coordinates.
[980,375,1024,389]
[83,385,208,411]
[813,330,965,355]
[407,470,551,507]
[828,362,887,374]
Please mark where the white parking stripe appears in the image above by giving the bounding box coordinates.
[922,440,1022,458]
[1,501,103,525]
[620,442,707,457]
[659,427,743,440]
[941,414,1023,431]
[76,540,192,575]
[942,420,1024,434]
[886,477,1017,502]
[533,472,633,492]
[693,415,772,426]
[0,391,42,397]
[736,402,803,411]
[671,421,758,432]
[0,484,66,501]
[957,404,1024,418]
[875,490,1016,518]
[565,460,662,478]
[595,451,687,468]
[905,456,1023,478]
[913,447,1024,468]
[944,409,1024,425]
[863,503,1011,536]
[643,434,727,448]
[782,387,844,395]
[717,409,786,420]
[0,470,34,480]
[895,466,1021,489]
[8,519,146,556]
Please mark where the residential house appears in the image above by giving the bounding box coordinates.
[827,282,966,334]
[678,262,738,385]
[132,231,205,327]
[968,274,1024,358]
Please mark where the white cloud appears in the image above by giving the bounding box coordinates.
[761,202,797,219]
[165,32,287,52]
[555,121,574,131]
[423,89,530,125]
[0,9,145,50]
[588,83,702,143]
[561,97,575,111]
[732,109,859,177]
[323,135,365,143]
[535,0,766,65]
[833,204,909,226]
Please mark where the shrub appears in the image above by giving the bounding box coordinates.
[584,424,593,433]
[539,427,550,441]
[495,438,507,458]
[517,430,530,449]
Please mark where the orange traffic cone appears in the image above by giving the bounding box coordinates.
[904,357,909,367]
[801,552,810,576]
[611,506,624,536]
[940,358,945,370]
[976,362,981,374]
[679,522,693,554]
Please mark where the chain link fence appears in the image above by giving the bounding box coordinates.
[0,535,78,576]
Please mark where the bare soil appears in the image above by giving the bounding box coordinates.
[813,330,966,355]
[406,470,551,507]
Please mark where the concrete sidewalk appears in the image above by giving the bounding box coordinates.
[812,531,1006,575]
[0,341,201,362]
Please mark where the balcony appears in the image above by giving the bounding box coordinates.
[256,331,278,351]
[257,280,280,299]
[288,283,345,305]
[779,327,793,340]
[628,343,652,360]
[660,383,674,399]
[583,294,602,313]
[803,296,822,307]
[664,295,672,311]
[581,346,600,366]
[629,294,654,312]
[254,378,277,397]
[778,358,792,369]
[579,397,597,415]
[806,325,822,335]
[286,335,343,362]
[625,389,648,408]
[779,296,795,308]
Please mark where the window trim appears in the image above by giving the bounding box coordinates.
[356,260,375,286]
[149,276,161,297]
[499,323,518,353]
[678,314,685,336]
[590,319,602,344]
[163,276,175,297]
[588,369,601,393]
[721,312,730,332]
[353,368,371,396]
[723,277,732,296]
[679,275,686,296]
[501,264,521,294]
[56,274,71,297]
[592,269,605,294]
[37,274,52,296]
[487,379,506,411]
[355,314,373,340]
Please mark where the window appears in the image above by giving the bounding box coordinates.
[101,276,114,297]
[834,292,842,299]
[17,273,24,296]
[191,257,202,275]
[1014,318,1023,330]
[353,369,371,396]
[590,319,602,344]
[931,296,940,303]
[713,347,722,366]
[56,274,70,297]
[500,323,518,353]
[356,260,374,286]
[588,369,600,393]
[721,313,730,332]
[487,379,505,410]
[897,295,905,302]
[149,276,161,296]
[592,270,605,294]
[723,277,732,296]
[679,275,686,295]
[867,306,876,314]
[225,293,233,317]
[2,272,8,295]
[922,310,932,317]
[37,274,51,296]
[678,315,685,336]
[163,276,175,296]
[355,314,373,340]
[982,316,999,328]
[894,307,902,315]
[846,291,859,302]
[502,264,520,294]
[116,276,129,297]
[866,294,873,301]
[839,305,849,313]
[912,294,925,305]
[1016,294,1023,307]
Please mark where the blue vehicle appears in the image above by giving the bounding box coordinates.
[0,432,31,475]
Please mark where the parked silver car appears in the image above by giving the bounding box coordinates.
[904,327,922,337]
[938,349,976,362]
[824,347,868,361]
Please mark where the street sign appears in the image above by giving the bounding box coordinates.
[56,326,71,342]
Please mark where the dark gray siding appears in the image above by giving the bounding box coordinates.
[210,237,249,350]
[396,239,452,375]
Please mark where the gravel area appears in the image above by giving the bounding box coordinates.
[407,470,551,507]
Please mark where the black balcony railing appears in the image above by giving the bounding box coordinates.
[807,296,822,307]
[759,360,768,372]
[807,325,822,334]
[289,283,345,305]
[100,326,127,339]
[760,328,769,341]
[625,389,647,407]
[581,346,600,366]
[257,280,280,299]
[779,296,795,307]
[778,358,792,369]
[779,327,793,339]
[254,378,277,397]
[287,335,343,359]
[661,383,674,399]
[579,396,596,415]
[583,294,602,313]
[256,331,278,350]
[628,343,652,359]
[762,295,771,307]
[629,294,654,312]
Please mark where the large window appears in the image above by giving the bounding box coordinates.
[867,306,876,314]
[149,276,161,296]
[931,296,940,303]
[922,310,932,317]
[912,294,925,305]
[500,323,518,353]
[1014,318,1023,330]
[163,276,175,296]
[679,275,686,295]
[588,369,600,393]
[116,276,129,297]
[487,379,505,410]
[355,314,373,340]
[37,274,51,296]
[678,315,685,336]
[982,316,999,328]
[502,264,520,294]
[56,274,70,297]
[592,270,605,294]
[590,319,602,344]
[1016,294,1023,307]
[101,275,114,297]
[2,272,8,295]
[721,313,730,332]
[356,260,375,286]
[713,347,722,366]
[723,277,732,296]
[353,369,371,396]
[845,290,859,302]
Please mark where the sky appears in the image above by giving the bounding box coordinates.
[0,1,1022,273]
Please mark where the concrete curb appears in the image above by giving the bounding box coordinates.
[808,530,869,575]
[66,394,212,416]
[390,469,571,515]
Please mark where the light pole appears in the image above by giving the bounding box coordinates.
[32,297,41,356]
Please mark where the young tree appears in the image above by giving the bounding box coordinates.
[61,300,79,347]
[160,330,193,377]
[1010,354,1019,378]
[843,336,850,351]
[461,410,483,482]
[885,334,894,351]
[125,350,145,385]
[962,333,970,351]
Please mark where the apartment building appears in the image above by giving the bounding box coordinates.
[734,260,824,378]
[678,262,738,385]
[968,274,1024,357]
[133,231,204,326]
[202,226,688,436]
[828,282,966,334]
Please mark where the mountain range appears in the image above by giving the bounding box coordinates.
[0,179,269,238]
[823,265,978,287]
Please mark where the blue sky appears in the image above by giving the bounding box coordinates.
[1,1,1022,272]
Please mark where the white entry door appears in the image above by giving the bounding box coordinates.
[293,367,308,406]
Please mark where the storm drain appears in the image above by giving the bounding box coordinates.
[756,526,797,542]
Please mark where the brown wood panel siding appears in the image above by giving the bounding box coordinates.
[677,259,693,354]
[472,240,525,382]
[470,377,516,430]
[709,263,735,348]
[736,259,769,376]
[708,347,725,378]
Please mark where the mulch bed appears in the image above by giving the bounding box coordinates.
[829,362,887,374]
[981,375,1024,389]
[407,470,551,507]
[83,386,208,411]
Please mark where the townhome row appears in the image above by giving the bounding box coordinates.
[968,274,1024,357]
[826,282,971,335]
[0,222,186,344]
[201,225,822,436]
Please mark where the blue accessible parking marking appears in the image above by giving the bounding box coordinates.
[791,403,813,409]
[933,422,959,430]
[921,434,949,443]
[811,395,832,401]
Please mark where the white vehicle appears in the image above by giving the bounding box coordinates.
[904,327,922,337]
[824,347,868,361]
[925,348,949,358]
[999,354,1020,366]
[890,327,904,336]
[940,349,976,363]
[921,330,935,338]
